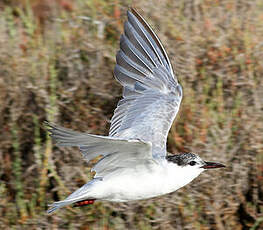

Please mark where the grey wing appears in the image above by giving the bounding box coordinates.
[110,8,183,157]
[45,122,153,178]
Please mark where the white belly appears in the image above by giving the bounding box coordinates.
[88,161,203,202]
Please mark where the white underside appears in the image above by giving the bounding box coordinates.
[85,160,204,202]
[47,159,205,213]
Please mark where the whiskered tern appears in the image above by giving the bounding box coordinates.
[46,8,225,214]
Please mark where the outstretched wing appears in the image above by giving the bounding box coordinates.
[110,8,182,157]
[45,122,154,178]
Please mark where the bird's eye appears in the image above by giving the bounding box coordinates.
[189,161,196,166]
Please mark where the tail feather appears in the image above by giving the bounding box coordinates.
[47,193,93,214]
[47,200,74,214]
[47,179,100,214]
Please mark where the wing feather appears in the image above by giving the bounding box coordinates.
[45,122,153,177]
[128,9,173,73]
[110,9,183,157]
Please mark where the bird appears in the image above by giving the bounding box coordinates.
[46,8,225,214]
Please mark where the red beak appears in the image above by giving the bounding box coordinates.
[201,161,225,169]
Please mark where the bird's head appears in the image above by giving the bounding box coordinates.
[165,153,225,190]
[166,153,225,172]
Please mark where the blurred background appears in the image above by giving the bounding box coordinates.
[0,0,262,229]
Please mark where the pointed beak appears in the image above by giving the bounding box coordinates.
[201,161,226,169]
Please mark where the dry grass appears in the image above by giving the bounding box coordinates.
[0,0,262,229]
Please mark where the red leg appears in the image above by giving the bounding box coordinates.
[73,199,95,207]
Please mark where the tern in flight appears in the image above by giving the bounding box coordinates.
[46,8,225,213]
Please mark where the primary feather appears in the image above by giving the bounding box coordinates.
[110,9,182,157]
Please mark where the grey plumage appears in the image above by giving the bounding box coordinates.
[46,122,153,178]
[110,9,183,157]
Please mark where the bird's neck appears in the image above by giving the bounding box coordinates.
[161,161,203,194]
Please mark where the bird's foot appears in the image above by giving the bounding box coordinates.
[73,199,95,207]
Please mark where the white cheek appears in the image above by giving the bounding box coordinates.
[195,166,205,174]
[163,163,204,193]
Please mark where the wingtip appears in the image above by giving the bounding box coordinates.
[43,120,49,126]
[129,7,139,15]
[125,6,174,75]
[43,120,56,131]
[127,7,141,18]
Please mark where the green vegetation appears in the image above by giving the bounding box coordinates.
[0,0,262,229]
